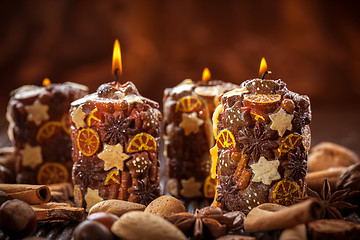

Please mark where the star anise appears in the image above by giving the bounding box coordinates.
[128,178,160,205]
[101,115,137,145]
[216,175,239,211]
[237,122,278,162]
[299,179,357,219]
[283,148,307,180]
[166,206,237,240]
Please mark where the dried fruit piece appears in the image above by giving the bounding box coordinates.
[175,96,203,113]
[210,145,218,179]
[250,109,267,122]
[126,133,157,153]
[270,179,301,206]
[278,133,302,156]
[243,94,281,112]
[36,121,62,143]
[216,129,236,149]
[203,175,217,198]
[87,108,102,126]
[301,125,311,151]
[61,113,71,135]
[37,162,69,184]
[104,169,120,186]
[77,128,100,156]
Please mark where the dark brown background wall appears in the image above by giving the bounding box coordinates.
[0,0,360,153]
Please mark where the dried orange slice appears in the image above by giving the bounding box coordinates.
[278,133,302,156]
[104,169,120,186]
[77,128,100,156]
[244,94,281,112]
[250,109,267,122]
[270,179,301,206]
[36,121,62,143]
[61,113,71,135]
[87,108,102,126]
[37,162,69,184]
[216,129,236,149]
[175,96,203,113]
[301,125,311,151]
[127,133,157,153]
[203,175,217,198]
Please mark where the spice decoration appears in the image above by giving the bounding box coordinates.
[37,162,68,184]
[250,156,280,185]
[77,128,100,156]
[270,178,301,206]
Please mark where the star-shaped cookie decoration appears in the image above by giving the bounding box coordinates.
[25,99,49,125]
[98,143,130,171]
[180,177,202,198]
[71,105,87,129]
[250,156,280,185]
[84,188,103,212]
[269,108,294,137]
[20,144,43,168]
[179,112,204,136]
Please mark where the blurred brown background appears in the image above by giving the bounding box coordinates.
[0,0,359,153]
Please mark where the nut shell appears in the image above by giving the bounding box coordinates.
[88,199,146,217]
[144,195,185,217]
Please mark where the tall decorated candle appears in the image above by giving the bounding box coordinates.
[7,79,88,184]
[163,68,238,199]
[70,40,162,212]
[211,58,311,212]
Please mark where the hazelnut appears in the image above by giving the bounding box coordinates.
[87,212,119,230]
[0,191,10,206]
[73,220,115,240]
[0,199,37,238]
[281,99,295,113]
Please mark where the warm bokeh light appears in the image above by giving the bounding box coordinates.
[112,39,122,77]
[259,57,267,77]
[42,78,51,86]
[202,67,211,82]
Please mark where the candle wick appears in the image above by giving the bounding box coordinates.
[114,68,119,85]
[261,70,272,80]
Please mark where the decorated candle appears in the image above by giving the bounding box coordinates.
[163,68,238,199]
[211,58,311,212]
[70,40,162,212]
[6,79,88,184]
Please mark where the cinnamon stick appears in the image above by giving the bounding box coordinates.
[244,199,322,233]
[0,184,51,204]
[279,224,306,240]
[32,202,85,222]
[306,167,345,193]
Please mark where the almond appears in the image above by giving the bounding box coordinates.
[308,142,359,172]
[111,211,187,240]
[88,199,146,217]
[144,195,185,218]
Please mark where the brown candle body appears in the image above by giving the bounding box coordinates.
[70,82,162,212]
[6,83,88,184]
[163,79,238,199]
[212,79,311,212]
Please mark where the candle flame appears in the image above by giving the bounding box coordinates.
[202,67,211,82]
[42,78,51,86]
[259,57,267,77]
[112,39,122,78]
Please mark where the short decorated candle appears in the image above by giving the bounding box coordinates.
[70,40,162,211]
[211,59,311,212]
[6,80,88,184]
[163,68,238,199]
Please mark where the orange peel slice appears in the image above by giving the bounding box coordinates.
[216,129,236,149]
[77,128,100,156]
[104,169,120,185]
[278,133,302,156]
[126,133,157,153]
[270,179,301,206]
[37,162,69,184]
[87,108,102,126]
[203,175,217,198]
[175,96,203,113]
[61,114,71,135]
[36,121,62,143]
